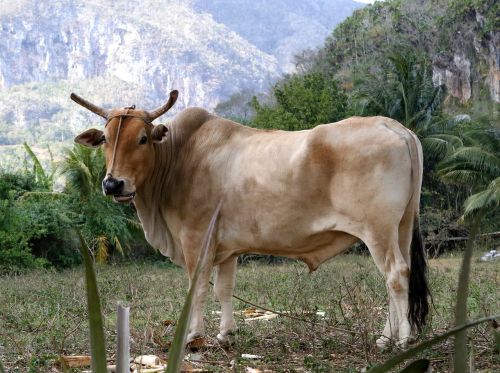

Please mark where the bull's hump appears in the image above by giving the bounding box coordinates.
[175,107,213,124]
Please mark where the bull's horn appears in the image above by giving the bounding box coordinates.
[70,93,109,119]
[147,90,179,120]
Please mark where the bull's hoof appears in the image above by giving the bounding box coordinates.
[186,331,204,344]
[216,333,228,343]
[216,330,236,344]
[396,339,408,349]
[395,335,415,349]
[376,336,392,351]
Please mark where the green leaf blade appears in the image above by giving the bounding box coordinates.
[165,201,222,373]
[77,230,107,373]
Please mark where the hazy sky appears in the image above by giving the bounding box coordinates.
[355,0,378,3]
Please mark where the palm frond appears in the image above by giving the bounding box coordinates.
[96,235,109,264]
[23,142,53,190]
[460,124,500,151]
[422,137,452,159]
[113,236,125,257]
[462,180,499,219]
[46,144,59,181]
[438,169,491,187]
[59,145,106,198]
[125,218,142,229]
[432,134,464,149]
[441,147,500,175]
[23,143,46,180]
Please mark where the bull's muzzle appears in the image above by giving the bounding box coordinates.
[102,177,124,196]
[102,176,135,203]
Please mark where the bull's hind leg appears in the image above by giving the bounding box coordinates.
[364,229,412,349]
[376,210,416,349]
[387,258,412,349]
[214,256,238,342]
[377,296,399,349]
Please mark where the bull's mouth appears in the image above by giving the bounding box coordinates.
[113,192,136,203]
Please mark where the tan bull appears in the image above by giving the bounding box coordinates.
[72,90,429,348]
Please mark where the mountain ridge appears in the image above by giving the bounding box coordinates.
[0,0,362,155]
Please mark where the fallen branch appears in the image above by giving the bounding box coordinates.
[426,231,500,243]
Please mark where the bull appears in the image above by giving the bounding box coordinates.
[71,90,429,348]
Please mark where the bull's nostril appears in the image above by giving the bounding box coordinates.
[102,177,124,195]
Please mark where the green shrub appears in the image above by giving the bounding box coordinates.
[0,170,77,270]
[17,193,80,268]
[0,176,79,272]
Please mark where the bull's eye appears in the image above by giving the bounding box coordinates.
[139,135,148,145]
[101,135,106,144]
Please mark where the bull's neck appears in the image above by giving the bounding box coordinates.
[132,124,175,247]
[138,124,176,209]
[132,124,185,265]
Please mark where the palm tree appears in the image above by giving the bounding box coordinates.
[59,144,106,198]
[352,50,461,161]
[60,144,136,263]
[438,121,500,220]
[23,143,57,191]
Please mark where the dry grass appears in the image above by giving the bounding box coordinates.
[0,253,498,372]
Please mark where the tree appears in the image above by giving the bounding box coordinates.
[0,144,82,272]
[349,49,484,237]
[252,72,348,130]
[214,89,256,123]
[350,49,473,213]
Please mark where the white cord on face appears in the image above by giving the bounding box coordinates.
[106,107,149,179]
[108,115,124,178]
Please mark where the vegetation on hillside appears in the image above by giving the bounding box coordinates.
[310,0,498,97]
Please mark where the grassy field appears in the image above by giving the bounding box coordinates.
[0,254,498,372]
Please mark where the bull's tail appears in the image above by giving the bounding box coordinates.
[408,211,429,333]
[405,128,429,333]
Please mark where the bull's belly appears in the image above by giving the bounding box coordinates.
[216,215,360,270]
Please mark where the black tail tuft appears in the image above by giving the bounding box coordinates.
[408,220,429,333]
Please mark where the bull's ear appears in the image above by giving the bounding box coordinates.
[75,128,105,148]
[152,124,168,143]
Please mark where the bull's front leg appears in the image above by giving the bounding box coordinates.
[214,256,238,342]
[183,235,217,343]
[186,267,212,343]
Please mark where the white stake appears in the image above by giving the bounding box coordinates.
[116,303,130,373]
